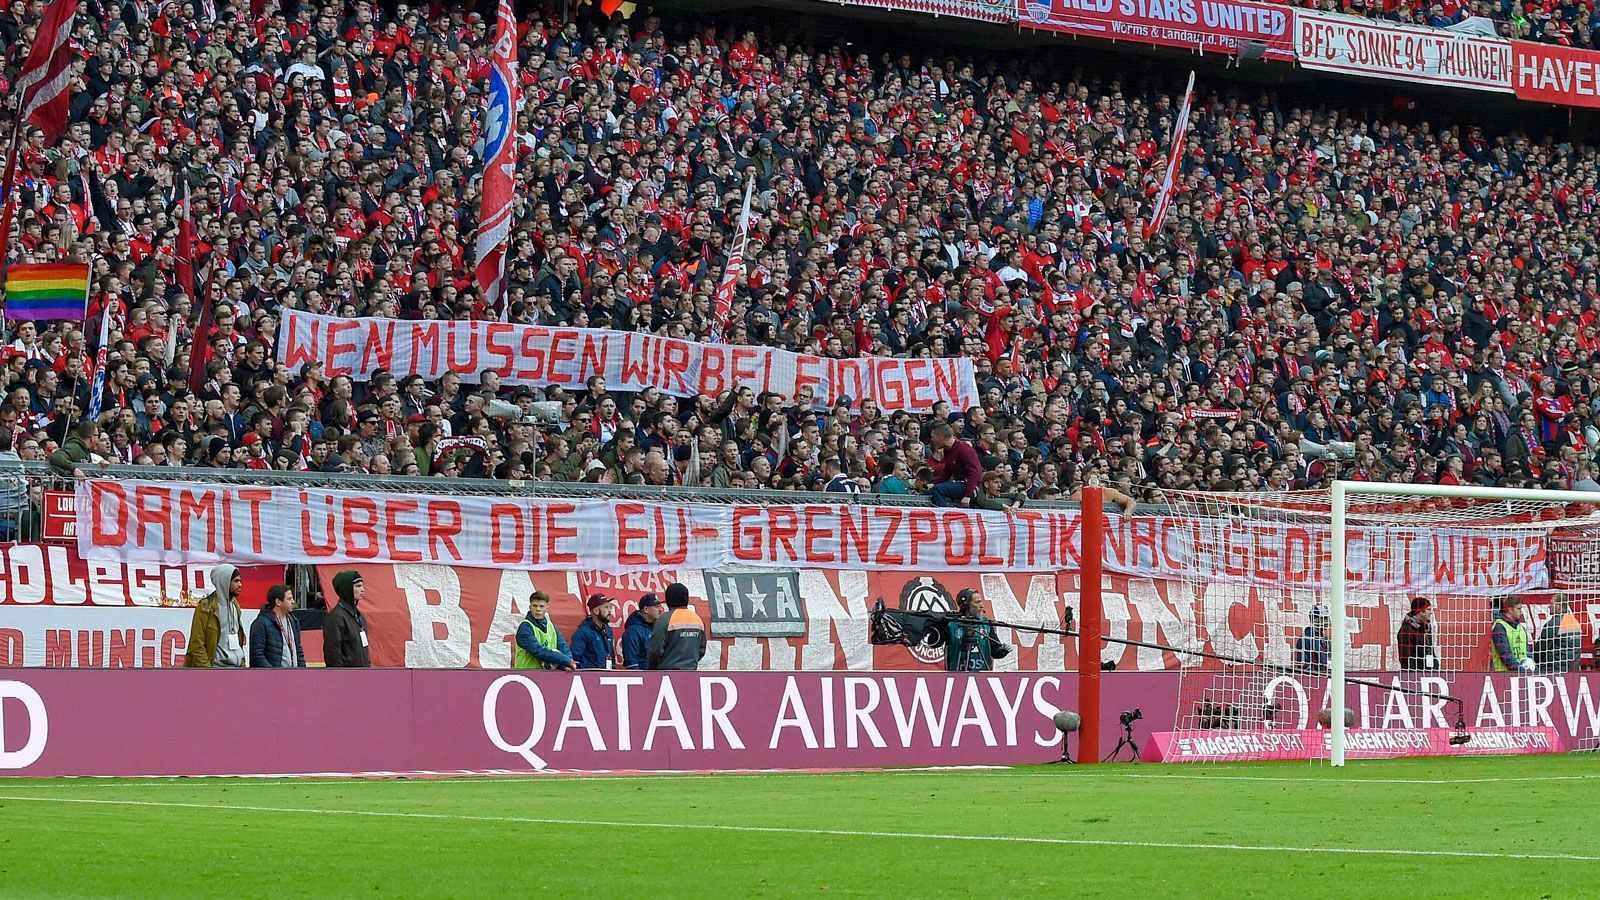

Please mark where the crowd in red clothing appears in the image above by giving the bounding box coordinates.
[3,0,1600,510]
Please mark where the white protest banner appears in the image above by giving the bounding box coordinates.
[277,309,978,414]
[1294,10,1511,91]
[78,478,1548,594]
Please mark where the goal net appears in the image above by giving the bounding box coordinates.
[1159,482,1600,764]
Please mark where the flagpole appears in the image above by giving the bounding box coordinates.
[0,91,28,337]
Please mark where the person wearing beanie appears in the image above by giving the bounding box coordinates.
[514,590,574,670]
[571,594,618,670]
[648,582,706,671]
[622,593,665,670]
[323,570,372,667]
[184,563,247,668]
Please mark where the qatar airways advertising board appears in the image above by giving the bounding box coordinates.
[0,671,1590,776]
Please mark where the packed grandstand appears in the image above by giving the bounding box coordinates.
[1,0,1599,517]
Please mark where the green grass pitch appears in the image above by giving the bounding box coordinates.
[2,755,1597,897]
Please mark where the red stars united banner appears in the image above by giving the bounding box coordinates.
[78,478,1549,595]
[277,309,977,413]
[1021,0,1293,61]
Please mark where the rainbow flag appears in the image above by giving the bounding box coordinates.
[4,262,89,321]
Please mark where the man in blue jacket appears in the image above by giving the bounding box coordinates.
[249,584,306,667]
[622,593,665,669]
[514,590,575,670]
[571,594,617,670]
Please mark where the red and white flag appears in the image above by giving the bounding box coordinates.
[1144,71,1194,240]
[473,0,520,315]
[15,0,78,144]
[712,176,754,342]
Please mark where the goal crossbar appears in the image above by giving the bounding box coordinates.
[1328,479,1600,765]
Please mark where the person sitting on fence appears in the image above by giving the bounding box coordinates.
[1490,597,1536,674]
[927,423,981,508]
[1534,595,1583,674]
[514,590,575,671]
[570,595,618,670]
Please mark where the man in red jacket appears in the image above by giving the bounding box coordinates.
[928,423,982,507]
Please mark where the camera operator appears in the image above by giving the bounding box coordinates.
[944,589,1011,672]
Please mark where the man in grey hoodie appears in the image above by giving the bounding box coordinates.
[184,564,247,668]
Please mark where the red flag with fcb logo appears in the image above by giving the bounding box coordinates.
[474,0,520,314]
[1144,71,1194,240]
[712,176,754,342]
[15,0,78,144]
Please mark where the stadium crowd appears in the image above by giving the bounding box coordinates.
[4,0,1600,509]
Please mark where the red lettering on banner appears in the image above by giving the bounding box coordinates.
[426,500,463,561]
[108,628,135,667]
[904,360,933,409]
[415,321,443,377]
[340,498,382,560]
[1252,526,1279,583]
[662,340,691,394]
[761,507,796,562]
[359,320,396,373]
[301,492,339,558]
[1011,511,1039,567]
[616,503,650,566]
[731,348,761,392]
[239,489,270,555]
[803,507,836,564]
[543,503,579,564]
[549,333,577,380]
[447,323,479,376]
[579,333,606,382]
[380,500,421,562]
[872,508,904,566]
[944,513,974,566]
[975,517,1003,567]
[484,323,516,377]
[794,356,822,404]
[489,504,526,564]
[839,508,870,564]
[729,507,760,562]
[699,345,728,397]
[326,321,359,376]
[906,509,938,565]
[930,360,960,409]
[516,328,544,381]
[875,361,905,411]
[133,486,174,553]
[654,508,689,565]
[177,489,219,554]
[619,333,648,388]
[281,318,320,371]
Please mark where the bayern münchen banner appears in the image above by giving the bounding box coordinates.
[78,478,1549,594]
[277,309,978,413]
[1294,10,1512,91]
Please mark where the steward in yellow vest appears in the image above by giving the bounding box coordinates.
[513,590,575,670]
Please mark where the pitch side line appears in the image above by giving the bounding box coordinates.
[2,795,1598,863]
[16,770,1600,787]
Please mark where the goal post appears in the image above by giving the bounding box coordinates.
[1327,479,1600,766]
[1160,480,1600,767]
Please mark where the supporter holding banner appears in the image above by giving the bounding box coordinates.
[277,309,978,414]
[1512,41,1600,109]
[1021,0,1294,61]
[80,478,1548,594]
[1294,10,1512,91]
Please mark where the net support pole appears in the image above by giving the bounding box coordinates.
[1329,479,1348,767]
[1078,485,1103,765]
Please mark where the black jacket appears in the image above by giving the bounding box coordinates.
[322,601,371,668]
[249,610,307,668]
